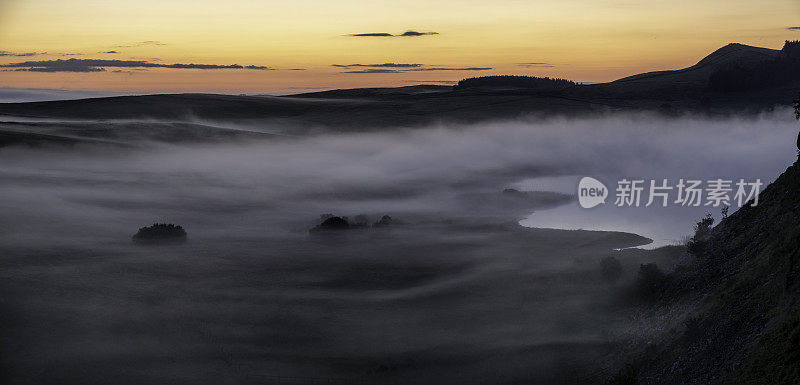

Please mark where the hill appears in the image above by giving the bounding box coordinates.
[610,157,800,384]
[567,43,787,101]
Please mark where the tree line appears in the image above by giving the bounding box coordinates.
[454,75,576,90]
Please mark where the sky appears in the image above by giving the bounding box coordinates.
[0,0,798,94]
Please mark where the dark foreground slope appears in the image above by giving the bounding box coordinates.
[621,159,800,384]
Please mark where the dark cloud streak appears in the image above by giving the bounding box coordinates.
[341,66,492,74]
[517,62,555,68]
[349,33,394,37]
[116,40,167,47]
[0,58,273,73]
[0,51,42,57]
[18,67,105,73]
[348,30,439,37]
[332,63,423,68]
[342,69,402,74]
[399,30,438,37]
[405,67,492,72]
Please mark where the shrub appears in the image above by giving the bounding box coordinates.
[686,213,714,255]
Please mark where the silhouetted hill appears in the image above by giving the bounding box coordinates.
[709,41,800,92]
[572,43,784,99]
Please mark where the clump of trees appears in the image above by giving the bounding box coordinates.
[686,213,714,255]
[454,75,576,91]
[132,223,187,244]
[708,40,800,92]
[309,214,398,233]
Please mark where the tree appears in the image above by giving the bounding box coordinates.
[794,93,800,121]
[795,93,799,154]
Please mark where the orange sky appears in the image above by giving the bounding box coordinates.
[0,0,798,94]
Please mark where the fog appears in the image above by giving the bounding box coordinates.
[0,110,796,384]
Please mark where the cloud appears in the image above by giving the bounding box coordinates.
[399,30,438,37]
[116,40,167,48]
[163,63,244,69]
[244,65,273,70]
[348,30,439,37]
[788,27,800,30]
[60,53,83,56]
[517,62,555,68]
[339,64,492,74]
[332,63,423,68]
[342,69,403,74]
[349,32,394,37]
[404,67,492,71]
[102,51,120,54]
[21,67,105,73]
[0,51,42,57]
[0,58,272,73]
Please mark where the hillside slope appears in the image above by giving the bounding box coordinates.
[626,158,800,384]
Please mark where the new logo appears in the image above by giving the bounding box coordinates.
[578,177,608,208]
